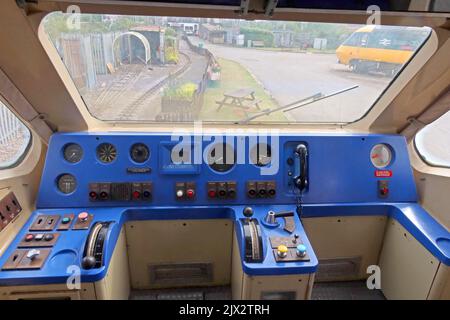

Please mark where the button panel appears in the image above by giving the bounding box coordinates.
[270,236,310,262]
[89,182,153,202]
[2,249,51,270]
[72,212,94,230]
[18,233,60,248]
[29,215,60,231]
[56,214,75,230]
[246,181,276,199]
[175,182,196,200]
[207,181,237,200]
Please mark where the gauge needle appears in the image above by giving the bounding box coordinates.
[215,156,224,164]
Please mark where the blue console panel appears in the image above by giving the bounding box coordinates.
[37,132,417,208]
[0,132,449,287]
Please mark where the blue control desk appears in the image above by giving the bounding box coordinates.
[0,132,448,286]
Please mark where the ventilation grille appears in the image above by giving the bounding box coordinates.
[149,263,213,286]
[315,257,362,282]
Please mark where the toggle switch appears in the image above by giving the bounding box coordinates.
[26,249,40,261]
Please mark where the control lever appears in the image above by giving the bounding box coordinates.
[240,207,263,263]
[263,210,296,233]
[293,144,308,192]
[82,222,112,269]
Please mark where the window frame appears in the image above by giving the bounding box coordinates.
[38,12,436,127]
[0,96,33,170]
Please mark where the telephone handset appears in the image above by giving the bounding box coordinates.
[293,143,308,192]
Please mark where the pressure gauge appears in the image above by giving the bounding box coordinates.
[130,143,150,163]
[207,143,236,173]
[370,144,392,168]
[250,143,272,167]
[57,174,77,194]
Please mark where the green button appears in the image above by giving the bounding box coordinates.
[62,217,71,224]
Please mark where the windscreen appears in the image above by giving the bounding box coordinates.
[42,13,431,124]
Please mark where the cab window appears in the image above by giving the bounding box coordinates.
[0,99,31,169]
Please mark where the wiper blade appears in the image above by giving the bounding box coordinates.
[239,85,359,124]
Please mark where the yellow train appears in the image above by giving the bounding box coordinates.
[336,25,430,75]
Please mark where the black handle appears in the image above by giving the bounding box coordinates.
[294,143,308,192]
[274,211,294,218]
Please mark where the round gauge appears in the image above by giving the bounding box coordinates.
[130,143,150,163]
[370,144,393,168]
[57,174,77,194]
[207,143,236,172]
[170,145,190,164]
[250,143,272,167]
[97,143,117,163]
[63,143,83,163]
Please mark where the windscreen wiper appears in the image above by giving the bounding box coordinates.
[239,85,359,124]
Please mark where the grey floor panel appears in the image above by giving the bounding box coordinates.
[130,281,384,300]
[130,286,231,300]
[311,281,385,300]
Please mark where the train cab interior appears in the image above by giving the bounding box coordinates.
[0,0,449,301]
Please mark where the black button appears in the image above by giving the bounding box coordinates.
[44,234,54,241]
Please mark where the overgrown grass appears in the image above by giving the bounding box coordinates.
[200,58,287,122]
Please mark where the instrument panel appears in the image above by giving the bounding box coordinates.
[36,132,417,208]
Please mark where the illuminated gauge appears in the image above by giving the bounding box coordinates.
[63,143,83,163]
[130,143,150,163]
[370,144,393,168]
[97,143,117,163]
[57,174,77,194]
[207,143,236,173]
[250,143,272,167]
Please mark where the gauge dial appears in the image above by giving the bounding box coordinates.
[63,143,83,163]
[97,143,117,163]
[370,144,392,168]
[250,143,272,167]
[57,174,77,194]
[170,144,191,164]
[130,143,150,163]
[207,143,236,172]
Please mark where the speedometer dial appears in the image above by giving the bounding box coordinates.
[207,143,236,173]
[370,144,392,168]
[63,143,83,163]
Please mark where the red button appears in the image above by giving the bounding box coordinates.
[186,189,195,198]
[208,190,216,198]
[132,191,141,199]
[78,212,89,221]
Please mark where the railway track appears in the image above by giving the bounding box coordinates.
[117,50,192,120]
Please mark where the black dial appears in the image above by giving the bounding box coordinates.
[63,143,83,163]
[250,143,272,167]
[207,143,236,172]
[130,143,150,163]
[96,143,117,163]
[57,174,77,194]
